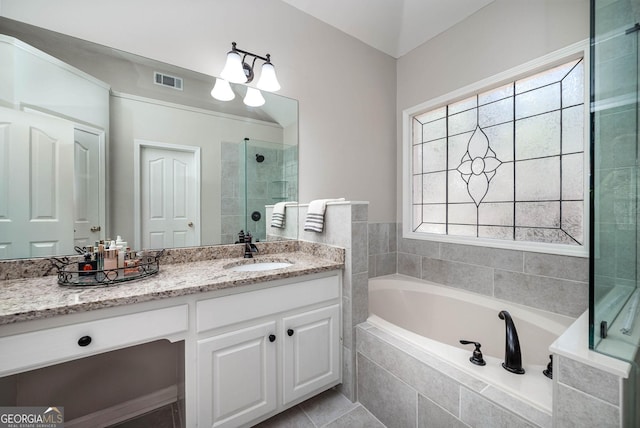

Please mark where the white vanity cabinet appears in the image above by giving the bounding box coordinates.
[0,268,342,428]
[195,273,341,428]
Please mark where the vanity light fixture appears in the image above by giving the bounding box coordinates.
[212,42,281,105]
[210,78,235,101]
[244,87,266,107]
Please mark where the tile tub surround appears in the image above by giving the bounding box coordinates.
[0,248,343,325]
[550,312,632,428]
[397,225,589,318]
[356,323,552,428]
[368,222,397,278]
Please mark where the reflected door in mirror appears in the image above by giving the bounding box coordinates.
[0,107,74,258]
[73,128,103,249]
[140,143,200,250]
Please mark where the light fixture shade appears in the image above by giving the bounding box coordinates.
[257,62,281,92]
[211,78,235,101]
[220,51,247,83]
[244,87,265,107]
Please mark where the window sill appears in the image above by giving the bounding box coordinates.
[402,229,588,258]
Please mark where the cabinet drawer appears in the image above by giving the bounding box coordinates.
[197,274,339,333]
[0,304,188,376]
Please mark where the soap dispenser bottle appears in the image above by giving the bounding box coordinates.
[117,248,125,276]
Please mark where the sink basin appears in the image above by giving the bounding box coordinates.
[227,262,293,272]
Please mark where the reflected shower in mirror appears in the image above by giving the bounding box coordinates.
[0,17,298,260]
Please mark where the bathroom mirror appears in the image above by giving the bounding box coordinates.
[0,18,298,260]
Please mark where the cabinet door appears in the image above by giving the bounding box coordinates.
[197,321,277,428]
[282,304,341,405]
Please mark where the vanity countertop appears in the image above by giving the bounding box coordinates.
[0,251,343,326]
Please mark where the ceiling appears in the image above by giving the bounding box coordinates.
[281,0,495,58]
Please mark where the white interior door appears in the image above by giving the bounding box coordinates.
[73,128,103,248]
[139,143,200,250]
[0,107,74,258]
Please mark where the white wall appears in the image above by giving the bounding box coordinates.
[396,0,590,220]
[0,0,398,223]
[0,35,109,135]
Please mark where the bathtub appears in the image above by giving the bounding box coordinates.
[366,274,574,414]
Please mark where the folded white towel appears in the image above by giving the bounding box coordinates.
[270,201,297,228]
[304,198,345,233]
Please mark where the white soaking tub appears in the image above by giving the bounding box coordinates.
[367,274,574,413]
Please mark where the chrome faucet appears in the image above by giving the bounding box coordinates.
[244,232,258,258]
[498,310,525,374]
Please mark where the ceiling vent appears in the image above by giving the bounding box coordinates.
[154,72,183,90]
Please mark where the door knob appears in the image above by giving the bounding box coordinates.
[90,226,101,232]
[188,222,194,228]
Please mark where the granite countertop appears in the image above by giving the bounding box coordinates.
[0,251,343,326]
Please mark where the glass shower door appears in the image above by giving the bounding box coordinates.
[591,0,640,426]
[244,138,298,242]
[219,138,298,244]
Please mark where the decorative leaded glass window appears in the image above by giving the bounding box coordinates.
[407,56,586,252]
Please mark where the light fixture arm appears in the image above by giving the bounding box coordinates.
[228,42,274,84]
[230,41,271,64]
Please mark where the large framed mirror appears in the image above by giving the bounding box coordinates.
[0,17,298,260]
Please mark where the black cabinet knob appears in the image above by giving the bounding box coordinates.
[77,336,92,347]
[287,329,294,336]
[268,334,276,342]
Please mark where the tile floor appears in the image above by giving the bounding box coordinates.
[254,388,385,428]
[110,401,182,428]
[109,388,385,428]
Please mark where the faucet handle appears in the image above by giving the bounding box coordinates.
[543,354,553,379]
[459,340,486,366]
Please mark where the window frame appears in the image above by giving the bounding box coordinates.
[402,40,590,257]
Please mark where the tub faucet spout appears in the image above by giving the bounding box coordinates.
[498,310,525,374]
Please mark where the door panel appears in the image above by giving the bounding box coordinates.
[0,107,74,258]
[149,158,165,219]
[30,127,58,219]
[173,159,187,218]
[73,128,102,248]
[141,145,199,249]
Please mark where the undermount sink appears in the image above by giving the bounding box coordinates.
[226,261,293,272]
